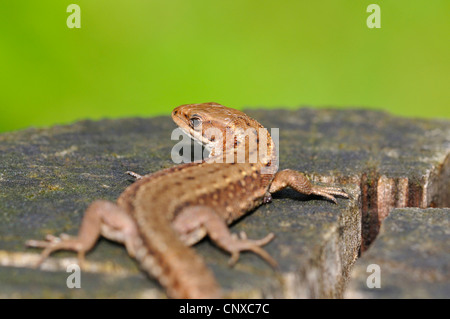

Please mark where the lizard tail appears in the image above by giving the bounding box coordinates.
[133,225,222,299]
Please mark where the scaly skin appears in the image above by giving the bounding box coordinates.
[26,102,348,298]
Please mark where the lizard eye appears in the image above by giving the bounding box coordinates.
[190,117,202,128]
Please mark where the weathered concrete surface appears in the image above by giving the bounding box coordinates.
[0,108,448,298]
[345,208,450,299]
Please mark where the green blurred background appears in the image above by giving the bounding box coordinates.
[1,1,449,133]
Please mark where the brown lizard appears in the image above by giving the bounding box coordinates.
[26,102,348,298]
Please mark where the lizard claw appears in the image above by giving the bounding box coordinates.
[263,193,272,204]
[126,171,143,180]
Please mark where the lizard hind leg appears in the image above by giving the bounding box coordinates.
[26,200,139,268]
[172,206,278,269]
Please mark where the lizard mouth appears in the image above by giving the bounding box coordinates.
[172,113,211,147]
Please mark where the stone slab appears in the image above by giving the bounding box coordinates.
[345,208,449,299]
[0,108,448,298]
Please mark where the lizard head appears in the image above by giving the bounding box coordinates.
[172,102,253,149]
[172,102,271,160]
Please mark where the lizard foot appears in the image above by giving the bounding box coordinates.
[26,233,87,268]
[227,231,278,269]
[310,185,349,204]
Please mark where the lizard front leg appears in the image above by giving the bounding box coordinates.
[269,169,348,203]
[26,200,139,267]
[172,206,278,268]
